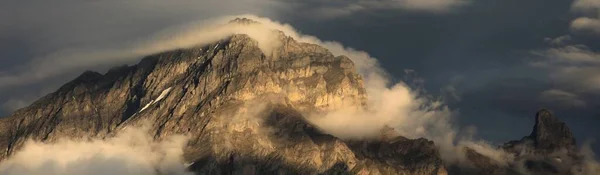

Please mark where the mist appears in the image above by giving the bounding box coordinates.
[0,125,191,175]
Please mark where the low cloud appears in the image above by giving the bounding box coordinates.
[573,142,600,175]
[0,125,191,175]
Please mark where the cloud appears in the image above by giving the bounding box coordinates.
[572,141,600,175]
[539,89,587,108]
[301,0,470,19]
[571,17,600,34]
[398,0,470,12]
[531,45,600,65]
[530,43,600,93]
[570,0,600,35]
[544,35,572,46]
[0,125,191,175]
[528,0,600,106]
[572,0,600,12]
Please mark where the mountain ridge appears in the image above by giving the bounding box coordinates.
[0,22,447,174]
[0,18,592,175]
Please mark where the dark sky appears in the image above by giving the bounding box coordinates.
[1,0,599,152]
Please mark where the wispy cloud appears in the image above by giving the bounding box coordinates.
[299,0,471,19]
[539,89,587,108]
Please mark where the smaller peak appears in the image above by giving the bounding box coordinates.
[229,18,261,25]
[529,109,576,152]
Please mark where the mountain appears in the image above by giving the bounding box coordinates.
[453,109,585,175]
[0,18,590,175]
[0,18,446,174]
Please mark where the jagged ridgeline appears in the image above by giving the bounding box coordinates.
[0,18,590,175]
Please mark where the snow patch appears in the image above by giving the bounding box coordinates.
[213,43,219,50]
[139,87,173,112]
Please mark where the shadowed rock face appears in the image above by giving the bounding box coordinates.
[0,19,446,175]
[528,109,577,152]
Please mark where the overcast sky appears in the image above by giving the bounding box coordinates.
[2,0,599,152]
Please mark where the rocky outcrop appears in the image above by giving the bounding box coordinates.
[0,18,446,174]
[455,109,583,175]
[503,109,577,155]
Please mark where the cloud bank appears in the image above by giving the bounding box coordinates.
[0,125,191,175]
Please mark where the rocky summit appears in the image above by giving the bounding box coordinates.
[0,18,589,175]
[456,109,584,175]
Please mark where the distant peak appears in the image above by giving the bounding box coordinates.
[229,18,261,25]
[529,109,576,151]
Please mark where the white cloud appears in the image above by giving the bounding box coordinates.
[0,125,191,175]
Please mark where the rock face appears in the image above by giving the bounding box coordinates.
[457,109,582,175]
[0,19,446,174]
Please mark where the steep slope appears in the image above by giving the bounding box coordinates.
[0,19,447,174]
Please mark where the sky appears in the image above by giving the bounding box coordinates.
[1,0,599,153]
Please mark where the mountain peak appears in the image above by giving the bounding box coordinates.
[529,109,576,151]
